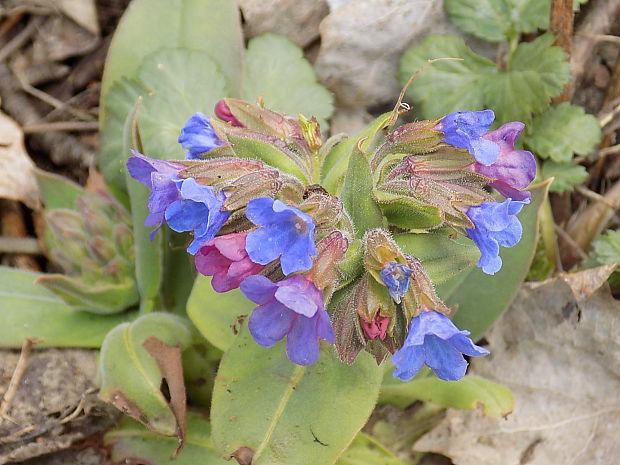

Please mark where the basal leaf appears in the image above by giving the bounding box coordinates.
[0,266,134,348]
[98,312,193,439]
[379,375,513,418]
[485,34,570,123]
[186,275,255,352]
[398,35,496,119]
[211,325,383,465]
[437,181,550,340]
[541,160,588,193]
[341,148,385,237]
[394,231,480,284]
[105,413,229,465]
[524,103,602,162]
[243,34,334,126]
[336,432,404,465]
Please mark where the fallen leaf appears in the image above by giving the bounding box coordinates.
[559,263,617,300]
[53,0,100,36]
[414,266,620,465]
[0,110,40,209]
[315,0,451,109]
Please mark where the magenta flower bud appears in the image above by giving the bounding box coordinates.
[214,100,243,127]
[360,315,390,340]
[195,232,265,293]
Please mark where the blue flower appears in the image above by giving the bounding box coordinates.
[466,198,528,275]
[126,151,184,240]
[392,311,489,381]
[245,197,317,276]
[165,178,231,255]
[437,110,500,166]
[380,262,413,303]
[241,275,335,366]
[178,112,224,160]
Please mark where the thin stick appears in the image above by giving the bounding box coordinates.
[555,224,588,260]
[0,338,40,417]
[22,121,100,134]
[599,101,620,128]
[575,185,617,210]
[577,33,620,44]
[386,57,464,128]
[0,237,41,254]
[0,16,42,63]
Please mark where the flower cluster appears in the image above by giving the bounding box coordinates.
[127,99,535,381]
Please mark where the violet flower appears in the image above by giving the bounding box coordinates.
[245,197,317,276]
[392,310,489,381]
[436,110,500,166]
[195,232,264,292]
[178,112,224,160]
[471,122,536,202]
[466,198,528,275]
[240,275,335,366]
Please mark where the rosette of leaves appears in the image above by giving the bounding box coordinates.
[398,0,600,194]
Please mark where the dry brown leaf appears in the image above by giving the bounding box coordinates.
[54,0,100,36]
[0,110,40,209]
[415,266,620,465]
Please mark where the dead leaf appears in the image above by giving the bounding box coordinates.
[143,336,187,458]
[414,266,620,465]
[53,0,100,36]
[315,0,451,109]
[0,110,40,209]
[558,263,617,300]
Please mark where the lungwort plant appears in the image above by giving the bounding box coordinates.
[0,1,550,464]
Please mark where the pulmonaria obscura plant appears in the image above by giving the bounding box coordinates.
[128,97,536,382]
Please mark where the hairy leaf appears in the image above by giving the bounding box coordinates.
[211,325,383,465]
[524,103,601,162]
[541,160,588,193]
[336,432,404,465]
[0,266,134,348]
[379,375,513,418]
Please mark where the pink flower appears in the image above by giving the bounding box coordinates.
[471,122,536,202]
[195,232,264,292]
[360,315,390,340]
[214,100,243,127]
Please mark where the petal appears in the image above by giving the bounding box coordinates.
[392,345,425,381]
[164,200,207,232]
[492,215,522,248]
[286,313,320,365]
[279,236,315,275]
[195,246,229,276]
[469,137,500,166]
[240,275,277,305]
[404,311,462,346]
[483,121,525,147]
[245,224,297,265]
[423,335,468,381]
[213,233,248,261]
[448,333,490,357]
[248,302,295,348]
[246,197,276,226]
[316,309,335,344]
[127,151,182,187]
[490,181,532,202]
[274,279,318,317]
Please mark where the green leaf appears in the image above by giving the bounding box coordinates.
[321,113,391,195]
[394,231,480,284]
[524,103,602,162]
[243,34,334,126]
[187,275,255,352]
[399,34,570,124]
[379,375,513,418]
[398,35,496,119]
[341,149,385,238]
[98,312,193,437]
[211,326,383,465]
[35,169,84,210]
[485,34,570,123]
[444,0,547,42]
[437,181,550,340]
[588,230,620,265]
[336,432,404,465]
[226,134,310,184]
[541,160,588,193]
[374,191,443,230]
[0,266,134,348]
[100,0,242,118]
[105,413,229,465]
